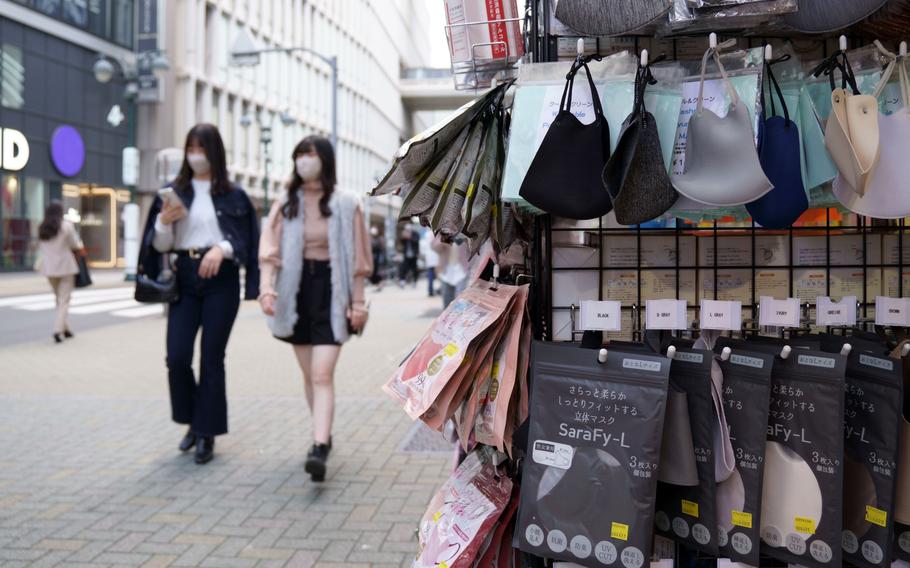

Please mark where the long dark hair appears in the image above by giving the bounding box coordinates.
[282,135,336,219]
[172,123,232,197]
[38,201,64,241]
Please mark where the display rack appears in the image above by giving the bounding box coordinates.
[444,16,525,90]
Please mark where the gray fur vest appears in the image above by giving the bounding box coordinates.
[268,189,361,343]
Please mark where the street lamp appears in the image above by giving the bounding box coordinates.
[241,112,274,212]
[229,27,339,151]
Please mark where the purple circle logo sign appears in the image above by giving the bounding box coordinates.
[50,125,85,177]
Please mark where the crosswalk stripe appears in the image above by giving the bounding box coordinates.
[68,299,143,315]
[0,286,135,308]
[16,289,134,311]
[111,304,164,318]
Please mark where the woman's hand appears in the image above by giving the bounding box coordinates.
[159,200,187,225]
[198,246,224,278]
[348,303,369,333]
[259,294,276,316]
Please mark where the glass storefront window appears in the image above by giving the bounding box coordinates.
[110,0,134,48]
[1,43,25,110]
[15,1,134,49]
[62,0,89,27]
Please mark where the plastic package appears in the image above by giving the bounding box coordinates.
[664,0,797,35]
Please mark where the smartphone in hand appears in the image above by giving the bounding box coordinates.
[157,187,188,221]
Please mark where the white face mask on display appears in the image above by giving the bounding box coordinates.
[187,152,211,176]
[296,155,322,181]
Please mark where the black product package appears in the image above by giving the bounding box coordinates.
[652,347,719,555]
[516,341,670,568]
[725,338,847,568]
[818,332,889,358]
[712,340,775,566]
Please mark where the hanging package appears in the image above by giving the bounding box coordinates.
[554,0,673,36]
[694,330,737,484]
[430,118,487,234]
[518,58,613,220]
[747,56,808,228]
[834,45,910,219]
[821,337,903,568]
[602,57,678,225]
[516,342,670,568]
[672,40,773,207]
[713,342,775,567]
[400,126,473,220]
[652,347,719,555]
[822,51,881,197]
[890,341,910,562]
[782,0,889,34]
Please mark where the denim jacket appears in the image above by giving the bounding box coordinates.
[138,183,261,299]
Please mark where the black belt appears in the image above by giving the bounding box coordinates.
[175,247,210,259]
[304,259,331,275]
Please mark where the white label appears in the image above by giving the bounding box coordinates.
[860,354,894,371]
[730,354,765,369]
[815,296,857,327]
[875,296,910,326]
[532,440,574,470]
[797,354,836,369]
[700,300,742,330]
[579,300,622,332]
[674,351,704,364]
[646,299,688,330]
[758,296,801,328]
[622,358,663,373]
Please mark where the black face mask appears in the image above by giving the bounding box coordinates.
[603,58,677,226]
[519,59,612,220]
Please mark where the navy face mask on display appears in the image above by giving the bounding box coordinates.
[747,57,808,229]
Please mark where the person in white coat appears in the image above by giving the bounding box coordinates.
[36,201,84,343]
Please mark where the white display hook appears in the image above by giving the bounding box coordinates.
[764,44,773,62]
[721,347,732,362]
[780,345,792,360]
[577,38,585,58]
[709,33,718,49]
[598,348,609,364]
[666,345,677,360]
[641,49,649,67]
[839,35,848,52]
[901,42,908,57]
[902,343,910,357]
[840,343,852,357]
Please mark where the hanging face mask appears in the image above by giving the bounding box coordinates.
[187,152,211,175]
[835,46,910,219]
[296,155,322,182]
[822,52,880,196]
[746,57,808,229]
[672,41,773,207]
[602,57,678,225]
[519,58,613,220]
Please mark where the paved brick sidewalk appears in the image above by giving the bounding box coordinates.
[0,285,452,567]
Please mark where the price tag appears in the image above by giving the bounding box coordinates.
[758,296,800,328]
[699,300,742,330]
[579,300,622,331]
[815,296,857,327]
[875,297,910,326]
[646,299,688,330]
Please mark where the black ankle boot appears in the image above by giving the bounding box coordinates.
[194,437,214,464]
[178,429,197,452]
[63,329,74,339]
[305,444,330,482]
[53,333,63,344]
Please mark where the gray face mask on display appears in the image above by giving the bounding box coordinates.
[187,152,211,176]
[672,41,773,207]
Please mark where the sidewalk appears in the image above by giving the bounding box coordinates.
[0,269,129,297]
[0,284,451,567]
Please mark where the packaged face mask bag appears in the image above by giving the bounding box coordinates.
[820,339,903,568]
[652,347,718,555]
[516,342,670,568]
[519,59,613,220]
[671,40,773,207]
[889,342,910,561]
[713,341,775,567]
[747,58,808,229]
[834,48,910,219]
[400,126,472,220]
[602,58,678,226]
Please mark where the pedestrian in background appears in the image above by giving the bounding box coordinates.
[258,135,372,482]
[369,226,386,291]
[398,225,419,287]
[433,235,470,309]
[420,229,439,297]
[36,201,84,343]
[139,123,260,465]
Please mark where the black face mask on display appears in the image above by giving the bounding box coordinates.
[516,341,669,568]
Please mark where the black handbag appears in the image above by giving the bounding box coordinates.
[519,58,612,220]
[74,252,92,288]
[135,254,178,304]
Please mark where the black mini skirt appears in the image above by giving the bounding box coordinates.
[275,259,338,346]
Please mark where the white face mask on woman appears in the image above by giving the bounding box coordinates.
[187,152,211,176]
[296,155,322,182]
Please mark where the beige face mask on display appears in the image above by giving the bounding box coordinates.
[760,441,824,549]
[824,53,880,196]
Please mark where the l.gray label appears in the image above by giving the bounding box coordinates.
[674,351,704,364]
[859,354,894,371]
[730,354,764,369]
[622,358,662,372]
[797,354,836,369]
